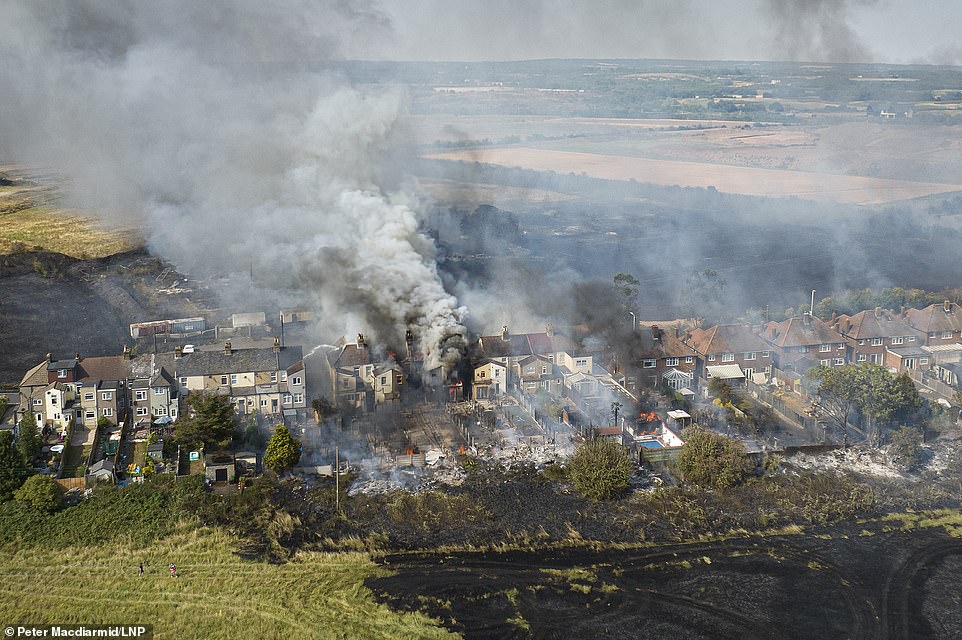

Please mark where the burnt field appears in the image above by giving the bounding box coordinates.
[370,524,962,640]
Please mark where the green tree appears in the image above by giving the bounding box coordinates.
[808,365,861,432]
[16,412,43,466]
[567,438,633,500]
[681,269,727,322]
[175,393,237,450]
[14,474,64,512]
[264,425,301,473]
[888,426,923,471]
[708,377,735,406]
[0,431,26,498]
[675,426,753,488]
[613,273,640,312]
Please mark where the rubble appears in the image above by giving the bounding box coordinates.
[785,445,907,480]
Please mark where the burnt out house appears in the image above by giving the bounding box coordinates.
[629,325,698,391]
[684,324,773,384]
[326,334,405,412]
[832,308,924,365]
[905,301,962,346]
[761,313,849,372]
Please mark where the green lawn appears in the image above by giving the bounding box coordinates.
[0,527,455,640]
[61,444,91,478]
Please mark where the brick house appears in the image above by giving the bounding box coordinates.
[832,308,925,365]
[905,301,962,345]
[684,324,774,383]
[761,313,849,371]
[629,325,699,391]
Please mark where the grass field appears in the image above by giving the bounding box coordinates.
[427,147,962,205]
[0,526,455,640]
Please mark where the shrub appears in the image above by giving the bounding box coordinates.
[14,475,64,512]
[675,426,753,488]
[264,425,301,473]
[567,438,633,500]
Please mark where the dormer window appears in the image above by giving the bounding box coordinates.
[57,369,67,378]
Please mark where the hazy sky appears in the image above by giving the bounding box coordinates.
[371,0,962,65]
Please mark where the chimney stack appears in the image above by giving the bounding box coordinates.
[944,300,952,313]
[357,333,365,347]
[175,345,183,359]
[651,325,662,340]
[803,312,812,325]
[501,325,509,341]
[75,352,81,362]
[224,341,232,356]
[272,336,281,353]
[874,307,881,318]
[46,353,53,363]
[545,324,555,337]
[122,345,130,360]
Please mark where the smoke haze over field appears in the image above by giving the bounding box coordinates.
[0,1,467,369]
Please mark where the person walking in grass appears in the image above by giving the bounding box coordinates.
[169,563,177,578]
[139,562,144,576]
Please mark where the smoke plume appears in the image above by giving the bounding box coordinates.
[0,1,466,369]
[763,0,878,63]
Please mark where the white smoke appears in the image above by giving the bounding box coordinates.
[0,1,466,369]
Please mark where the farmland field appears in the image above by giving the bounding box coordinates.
[427,146,962,205]
[0,527,453,640]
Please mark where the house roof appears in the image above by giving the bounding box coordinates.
[77,356,134,383]
[88,459,114,474]
[474,359,507,371]
[632,326,694,360]
[478,329,586,359]
[19,361,47,388]
[157,346,303,377]
[686,324,770,355]
[833,309,922,340]
[706,364,745,380]
[47,358,78,371]
[328,343,371,369]
[905,302,962,333]
[762,316,845,348]
[886,346,928,357]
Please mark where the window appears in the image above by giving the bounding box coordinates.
[479,371,486,379]
[84,392,94,401]
[102,408,112,417]
[858,339,865,345]
[290,376,302,386]
[708,354,716,361]
[179,377,187,385]
[666,358,679,367]
[135,390,147,401]
[800,346,809,353]
[155,406,167,416]
[380,375,387,385]
[838,344,845,350]
[820,359,830,366]
[283,394,292,404]
[230,374,238,385]
[745,352,756,361]
[541,366,548,375]
[280,371,287,382]
[293,393,303,403]
[49,396,57,405]
[136,407,148,416]
[494,369,501,377]
[762,351,771,358]
[270,372,277,383]
[907,336,916,343]
[260,399,269,407]
[220,375,228,385]
[920,357,929,366]
[891,336,903,345]
[57,369,67,378]
[929,332,938,339]
[32,398,42,406]
[722,353,735,362]
[643,359,656,368]
[154,387,165,395]
[576,359,588,367]
[102,392,112,401]
[819,344,831,352]
[685,356,694,364]
[834,358,844,366]
[871,337,884,346]
[857,354,867,362]
[85,411,95,419]
[943,331,954,339]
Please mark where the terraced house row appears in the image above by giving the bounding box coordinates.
[17,339,307,429]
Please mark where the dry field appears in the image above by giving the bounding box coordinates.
[426,147,962,205]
